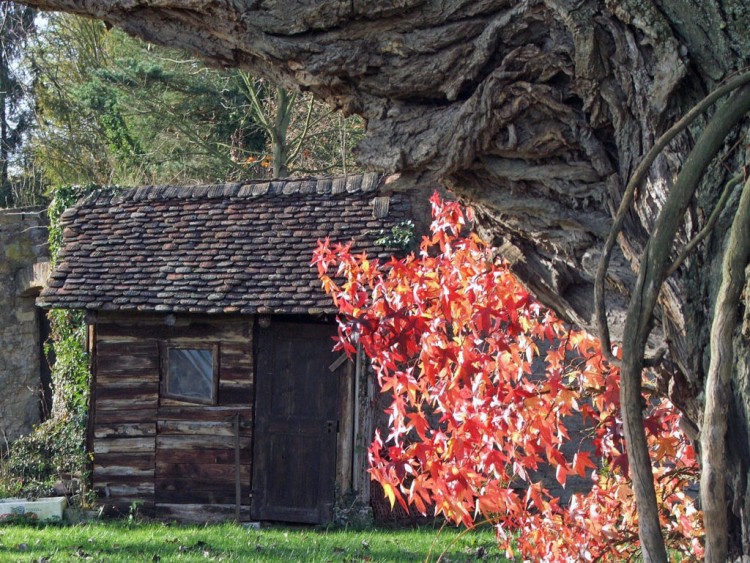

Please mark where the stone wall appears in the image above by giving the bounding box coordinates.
[0,207,49,444]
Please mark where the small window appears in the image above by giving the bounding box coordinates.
[162,345,218,404]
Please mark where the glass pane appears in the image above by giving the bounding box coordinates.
[167,348,214,402]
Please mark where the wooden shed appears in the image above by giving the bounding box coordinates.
[37,174,415,524]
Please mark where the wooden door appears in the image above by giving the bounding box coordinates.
[251,321,340,524]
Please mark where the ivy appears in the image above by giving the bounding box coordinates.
[375,220,416,252]
[46,184,114,417]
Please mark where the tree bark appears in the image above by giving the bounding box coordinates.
[701,175,750,562]
[15,0,750,556]
[271,87,292,178]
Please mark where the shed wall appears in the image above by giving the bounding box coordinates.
[91,313,254,521]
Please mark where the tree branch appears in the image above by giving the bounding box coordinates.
[619,83,750,562]
[286,95,315,165]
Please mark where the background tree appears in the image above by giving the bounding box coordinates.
[15,0,750,559]
[0,2,36,207]
[30,13,268,186]
[27,13,364,188]
[239,74,363,178]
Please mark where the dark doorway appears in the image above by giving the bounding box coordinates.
[251,320,340,523]
[37,307,53,418]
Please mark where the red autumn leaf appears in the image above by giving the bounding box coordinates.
[572,451,597,477]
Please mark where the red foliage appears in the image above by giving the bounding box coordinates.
[313,193,703,561]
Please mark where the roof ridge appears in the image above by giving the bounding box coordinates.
[92,173,383,206]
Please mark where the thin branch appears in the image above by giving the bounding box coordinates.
[239,71,271,130]
[0,4,11,38]
[666,173,744,278]
[286,95,316,164]
[594,69,750,361]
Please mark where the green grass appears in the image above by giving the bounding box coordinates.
[0,520,507,562]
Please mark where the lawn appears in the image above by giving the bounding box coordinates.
[0,520,506,562]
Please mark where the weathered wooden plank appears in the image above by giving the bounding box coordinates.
[155,435,251,451]
[97,365,160,379]
[96,373,157,386]
[93,452,155,469]
[154,504,251,523]
[156,420,251,436]
[95,383,158,400]
[155,481,250,504]
[220,349,252,365]
[159,397,204,409]
[93,437,155,455]
[100,483,155,497]
[156,462,250,481]
[97,354,158,375]
[154,448,251,465]
[156,406,251,422]
[96,322,249,342]
[95,334,141,345]
[96,408,157,425]
[218,367,252,382]
[97,340,159,357]
[159,391,253,408]
[96,381,158,409]
[217,385,252,406]
[94,465,154,479]
[220,342,252,354]
[95,423,156,438]
[337,360,355,496]
[217,380,252,393]
[219,351,252,365]
[94,472,154,486]
[97,313,250,328]
[98,396,158,410]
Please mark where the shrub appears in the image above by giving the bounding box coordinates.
[4,416,88,500]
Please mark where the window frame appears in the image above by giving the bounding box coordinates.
[160,342,220,405]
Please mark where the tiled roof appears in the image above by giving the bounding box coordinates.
[38,173,412,315]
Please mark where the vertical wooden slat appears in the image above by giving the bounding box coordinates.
[86,323,98,480]
[353,345,373,503]
[234,412,241,522]
[336,358,354,497]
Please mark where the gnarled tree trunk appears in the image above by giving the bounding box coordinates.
[19,0,750,557]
